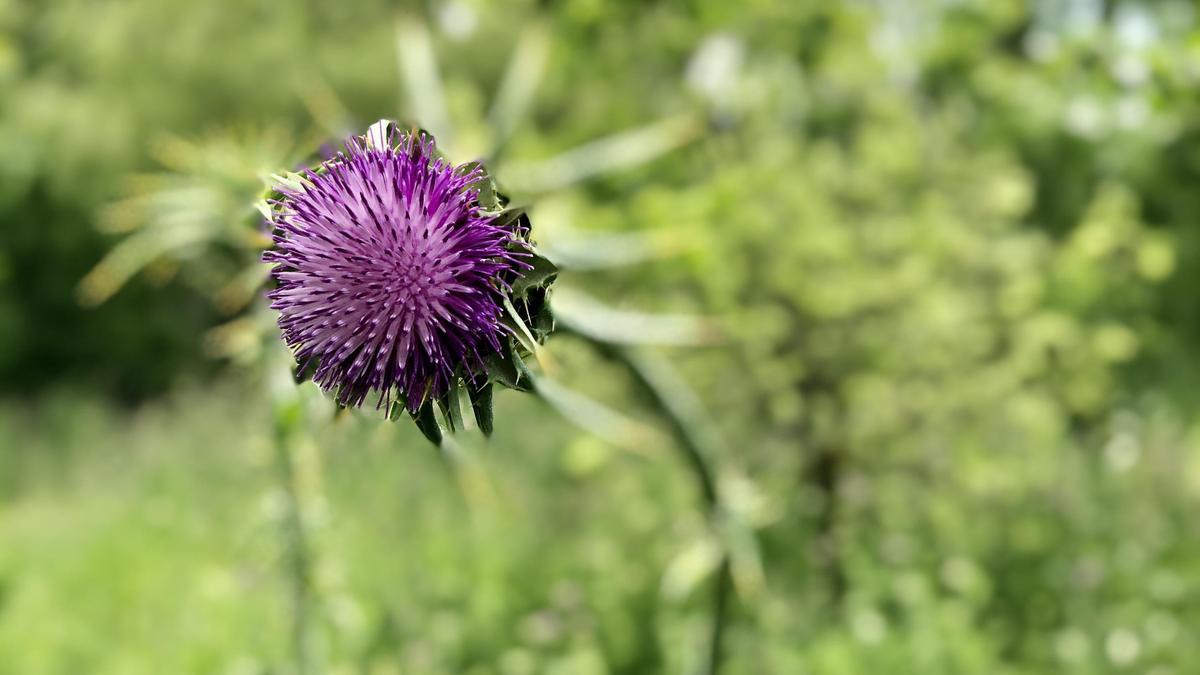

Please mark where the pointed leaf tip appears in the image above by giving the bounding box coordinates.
[409,400,443,446]
[468,380,495,436]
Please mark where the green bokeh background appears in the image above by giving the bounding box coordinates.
[3,1,1200,673]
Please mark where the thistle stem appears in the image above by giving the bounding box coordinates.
[272,401,315,675]
[559,330,732,675]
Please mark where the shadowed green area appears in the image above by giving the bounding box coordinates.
[3,0,1200,673]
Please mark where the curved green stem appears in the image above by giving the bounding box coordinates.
[557,330,732,675]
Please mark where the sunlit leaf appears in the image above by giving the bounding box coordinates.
[488,23,551,158]
[395,16,454,149]
[554,288,721,346]
[500,114,703,192]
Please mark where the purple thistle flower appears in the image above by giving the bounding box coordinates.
[263,126,526,412]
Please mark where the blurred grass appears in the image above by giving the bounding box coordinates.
[0,389,289,672]
[0,382,702,674]
[2,378,1199,674]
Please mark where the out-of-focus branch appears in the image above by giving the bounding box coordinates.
[557,323,733,675]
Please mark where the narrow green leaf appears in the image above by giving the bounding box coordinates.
[409,400,443,446]
[499,113,703,192]
[531,377,664,451]
[394,16,453,147]
[554,288,720,346]
[468,380,495,436]
[539,229,683,270]
[488,24,551,158]
[445,378,466,432]
[435,397,456,433]
[503,296,543,360]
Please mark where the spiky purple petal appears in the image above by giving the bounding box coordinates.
[264,129,523,412]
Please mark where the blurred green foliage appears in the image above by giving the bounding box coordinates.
[3,0,1200,673]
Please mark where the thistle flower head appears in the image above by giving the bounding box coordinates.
[263,124,529,412]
